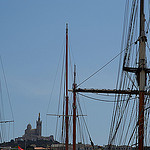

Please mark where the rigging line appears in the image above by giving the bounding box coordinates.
[78,93,137,103]
[123,95,137,144]
[61,99,65,144]
[135,94,138,146]
[123,0,137,67]
[0,76,6,126]
[130,16,138,68]
[61,77,66,143]
[127,99,148,146]
[76,107,87,144]
[144,106,150,111]
[134,12,139,66]
[110,68,137,140]
[77,91,88,120]
[146,42,150,52]
[46,115,48,137]
[60,87,66,143]
[145,20,150,34]
[126,0,138,67]
[126,72,138,89]
[69,43,76,81]
[8,122,10,142]
[149,0,150,27]
[96,93,116,97]
[76,116,83,143]
[116,0,139,111]
[77,42,134,87]
[109,92,134,145]
[46,40,65,114]
[0,131,2,143]
[119,97,131,145]
[55,47,65,140]
[113,60,131,125]
[0,55,14,120]
[127,117,139,146]
[108,56,124,144]
[69,47,74,83]
[77,116,86,144]
[109,80,135,144]
[13,122,14,141]
[144,105,149,145]
[147,0,150,36]
[76,110,82,143]
[77,95,93,144]
[114,0,129,100]
[144,99,149,145]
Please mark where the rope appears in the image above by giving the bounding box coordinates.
[0,55,14,121]
[77,95,94,146]
[78,93,137,103]
[108,0,141,146]
[77,43,134,87]
[46,42,65,114]
[55,49,65,140]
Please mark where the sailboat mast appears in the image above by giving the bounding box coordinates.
[65,23,69,150]
[73,65,76,150]
[138,0,146,150]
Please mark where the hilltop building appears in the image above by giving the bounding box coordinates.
[15,113,54,142]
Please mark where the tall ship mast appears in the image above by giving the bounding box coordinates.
[138,1,146,149]
[73,0,150,149]
[47,1,150,149]
[65,23,69,150]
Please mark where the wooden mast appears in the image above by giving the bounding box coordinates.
[70,1,147,149]
[73,65,77,150]
[65,23,69,150]
[138,0,146,150]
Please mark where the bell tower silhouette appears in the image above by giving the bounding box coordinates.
[36,113,42,136]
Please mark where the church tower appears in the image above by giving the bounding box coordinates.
[36,113,42,136]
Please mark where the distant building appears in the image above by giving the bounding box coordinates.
[104,145,132,150]
[15,113,54,142]
[23,113,42,141]
[50,143,101,150]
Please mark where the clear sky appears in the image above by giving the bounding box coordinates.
[0,0,126,146]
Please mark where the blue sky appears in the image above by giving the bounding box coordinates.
[0,0,126,146]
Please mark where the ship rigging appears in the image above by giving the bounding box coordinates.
[47,0,150,150]
[72,0,150,150]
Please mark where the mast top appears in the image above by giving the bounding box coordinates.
[66,23,68,31]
